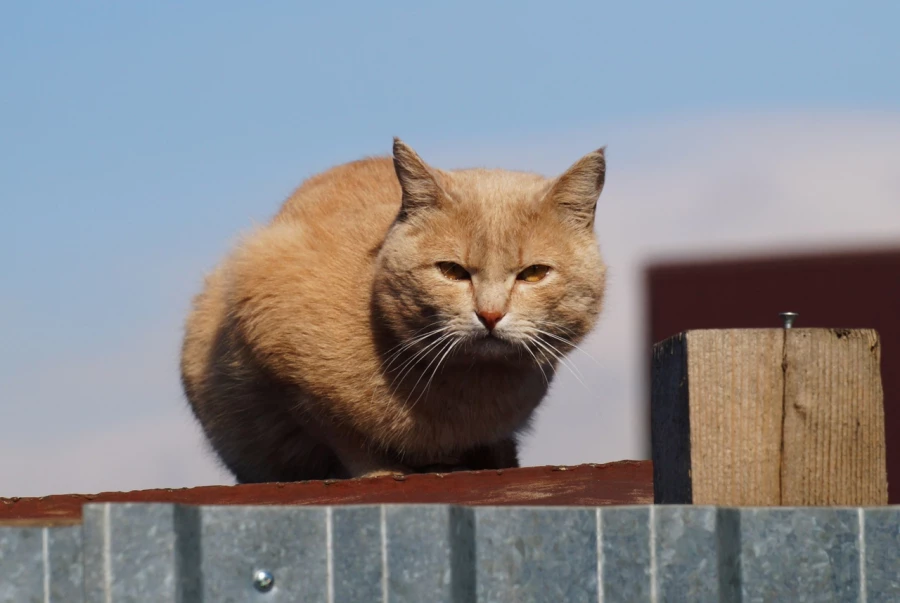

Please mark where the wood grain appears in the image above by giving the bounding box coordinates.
[686,329,785,505]
[652,330,784,505]
[782,329,888,505]
[653,328,888,506]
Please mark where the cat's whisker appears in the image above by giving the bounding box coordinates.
[530,336,587,389]
[411,337,461,410]
[405,336,455,404]
[381,325,453,371]
[540,337,587,382]
[404,336,457,409]
[554,354,586,387]
[521,342,549,384]
[388,330,452,375]
[387,333,453,395]
[530,327,599,366]
[531,340,560,378]
[531,320,581,342]
[386,344,434,389]
[382,320,446,354]
[389,336,449,397]
[524,337,553,371]
[382,321,448,354]
[529,336,560,366]
[534,318,576,332]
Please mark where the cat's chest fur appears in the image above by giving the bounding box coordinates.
[345,359,549,462]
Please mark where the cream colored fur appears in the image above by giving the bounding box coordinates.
[180,139,607,482]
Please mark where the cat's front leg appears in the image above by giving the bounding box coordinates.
[305,414,411,478]
[323,429,411,478]
[344,455,411,479]
[416,438,521,473]
[357,467,409,478]
[458,438,520,471]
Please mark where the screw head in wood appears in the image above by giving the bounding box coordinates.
[253,569,275,593]
[779,312,799,329]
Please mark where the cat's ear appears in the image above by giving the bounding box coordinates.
[545,147,606,229]
[393,138,444,220]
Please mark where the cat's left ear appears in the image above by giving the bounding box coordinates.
[545,147,606,230]
[392,137,445,220]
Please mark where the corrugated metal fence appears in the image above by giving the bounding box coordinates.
[2,503,899,601]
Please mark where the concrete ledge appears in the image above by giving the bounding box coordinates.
[2,503,899,602]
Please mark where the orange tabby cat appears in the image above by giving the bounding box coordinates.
[180,139,607,482]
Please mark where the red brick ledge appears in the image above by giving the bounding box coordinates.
[0,461,652,525]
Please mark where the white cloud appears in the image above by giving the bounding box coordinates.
[3,112,898,496]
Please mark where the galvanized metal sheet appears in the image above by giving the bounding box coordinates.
[3,503,900,602]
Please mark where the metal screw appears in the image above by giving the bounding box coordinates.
[253,570,274,593]
[779,312,799,329]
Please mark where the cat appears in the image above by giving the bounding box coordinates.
[180,138,607,483]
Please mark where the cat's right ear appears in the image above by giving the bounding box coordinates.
[545,147,606,230]
[393,138,444,220]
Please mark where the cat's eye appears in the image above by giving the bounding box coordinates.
[437,262,471,281]
[517,265,551,283]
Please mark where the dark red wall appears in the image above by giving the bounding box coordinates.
[646,247,900,503]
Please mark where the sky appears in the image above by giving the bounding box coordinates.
[1,1,899,497]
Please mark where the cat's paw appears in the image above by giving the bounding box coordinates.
[359,469,407,479]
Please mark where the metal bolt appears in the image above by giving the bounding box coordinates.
[253,569,274,593]
[779,312,799,329]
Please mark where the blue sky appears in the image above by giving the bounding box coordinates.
[2,2,899,495]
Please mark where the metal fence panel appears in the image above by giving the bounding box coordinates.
[3,503,899,602]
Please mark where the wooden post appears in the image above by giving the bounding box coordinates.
[652,328,888,506]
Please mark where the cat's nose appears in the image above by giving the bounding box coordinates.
[477,310,505,332]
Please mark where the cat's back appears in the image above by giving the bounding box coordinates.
[182,156,402,399]
[274,156,401,237]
